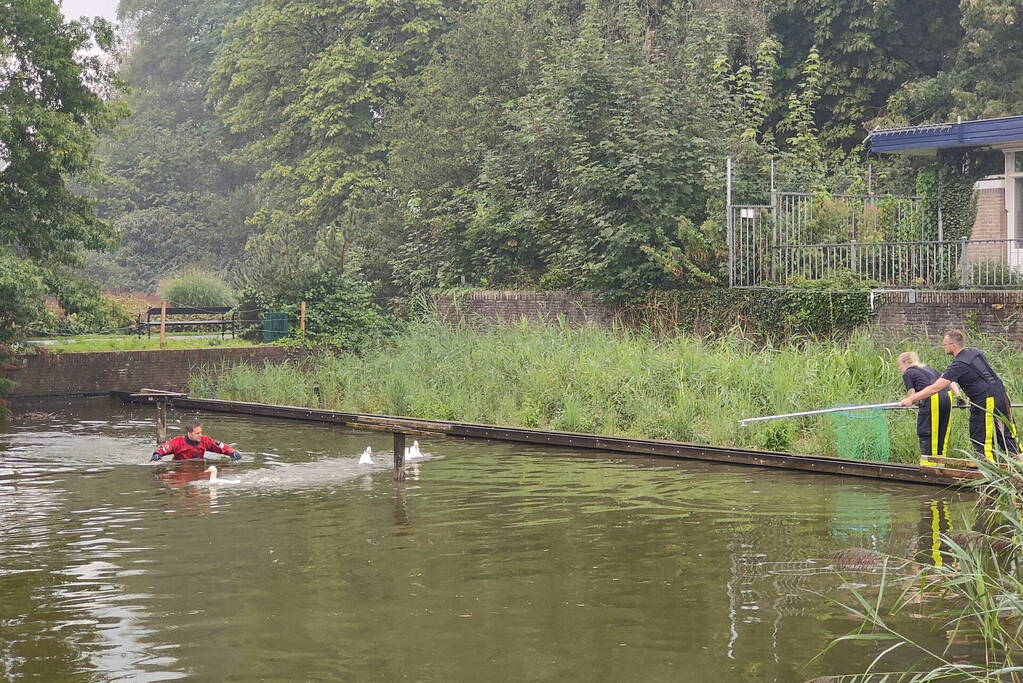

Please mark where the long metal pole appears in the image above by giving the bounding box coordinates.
[739,402,905,427]
[727,157,734,287]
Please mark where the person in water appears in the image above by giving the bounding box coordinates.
[900,329,1018,459]
[151,420,241,461]
[897,351,953,467]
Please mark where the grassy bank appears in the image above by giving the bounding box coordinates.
[189,320,1023,463]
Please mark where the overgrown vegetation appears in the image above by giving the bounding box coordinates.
[190,319,1022,462]
[622,281,875,340]
[76,0,1015,309]
[159,270,238,308]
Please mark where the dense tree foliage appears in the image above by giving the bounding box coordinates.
[12,0,1023,326]
[87,0,254,290]
[885,0,1023,123]
[0,1,120,340]
[769,0,961,149]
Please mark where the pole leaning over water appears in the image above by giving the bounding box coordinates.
[739,402,905,427]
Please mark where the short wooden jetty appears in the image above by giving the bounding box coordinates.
[112,392,974,487]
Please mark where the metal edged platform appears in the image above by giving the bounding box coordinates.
[112,392,971,487]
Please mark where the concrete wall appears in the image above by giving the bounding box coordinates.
[3,347,308,398]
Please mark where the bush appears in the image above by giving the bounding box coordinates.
[36,276,135,336]
[34,296,134,336]
[159,270,238,308]
[240,272,391,350]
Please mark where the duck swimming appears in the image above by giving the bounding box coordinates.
[204,465,240,485]
[404,440,422,460]
[358,447,373,465]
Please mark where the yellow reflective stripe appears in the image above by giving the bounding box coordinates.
[942,391,954,456]
[985,396,996,462]
[930,393,939,458]
[930,500,942,567]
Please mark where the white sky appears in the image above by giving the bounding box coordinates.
[59,0,119,22]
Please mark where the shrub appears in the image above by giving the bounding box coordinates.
[159,270,238,308]
[240,272,391,350]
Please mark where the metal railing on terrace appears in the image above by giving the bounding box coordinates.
[725,159,1023,289]
[737,238,1023,289]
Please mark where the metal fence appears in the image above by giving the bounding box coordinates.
[727,159,1023,289]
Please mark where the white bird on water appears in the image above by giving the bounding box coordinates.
[404,440,422,460]
[358,447,374,465]
[204,465,240,485]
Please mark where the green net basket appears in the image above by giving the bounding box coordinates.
[828,406,891,462]
[262,311,290,342]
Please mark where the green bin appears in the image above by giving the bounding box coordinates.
[262,312,290,342]
[828,406,891,462]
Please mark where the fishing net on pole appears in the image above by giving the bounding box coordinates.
[828,406,891,462]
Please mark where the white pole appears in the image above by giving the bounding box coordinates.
[739,402,905,427]
[727,157,734,287]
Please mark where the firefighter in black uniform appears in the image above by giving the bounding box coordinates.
[897,351,953,466]
[900,329,1018,460]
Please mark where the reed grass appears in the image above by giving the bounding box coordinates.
[189,318,1023,462]
[819,453,1023,680]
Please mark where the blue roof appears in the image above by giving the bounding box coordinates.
[869,114,1023,155]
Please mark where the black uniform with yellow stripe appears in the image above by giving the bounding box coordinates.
[941,348,1019,459]
[903,364,953,465]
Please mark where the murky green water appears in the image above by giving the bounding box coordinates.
[1,398,971,681]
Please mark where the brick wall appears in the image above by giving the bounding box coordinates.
[434,290,613,327]
[969,186,1007,264]
[873,290,1023,341]
[433,289,1023,341]
[2,347,308,398]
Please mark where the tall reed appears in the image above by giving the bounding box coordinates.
[190,318,1023,462]
[819,453,1023,680]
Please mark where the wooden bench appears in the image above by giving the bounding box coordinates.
[137,306,237,339]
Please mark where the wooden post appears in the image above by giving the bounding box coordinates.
[159,300,167,348]
[156,401,167,444]
[393,432,406,481]
[300,300,306,335]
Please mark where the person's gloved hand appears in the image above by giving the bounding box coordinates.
[150,452,162,462]
[955,397,968,409]
[229,451,242,461]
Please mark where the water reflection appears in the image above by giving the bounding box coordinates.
[0,398,975,681]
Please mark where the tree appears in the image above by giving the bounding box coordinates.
[886,0,1023,122]
[88,0,254,290]
[208,0,470,295]
[0,1,120,267]
[412,4,753,300]
[769,0,961,149]
[0,0,121,406]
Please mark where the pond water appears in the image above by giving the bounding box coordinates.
[1,398,971,681]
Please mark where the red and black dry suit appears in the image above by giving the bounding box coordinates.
[941,348,1019,460]
[154,435,236,461]
[902,364,953,466]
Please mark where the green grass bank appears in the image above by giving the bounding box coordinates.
[189,320,1023,463]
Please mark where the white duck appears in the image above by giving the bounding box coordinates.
[358,447,374,465]
[404,440,422,460]
[204,465,240,485]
